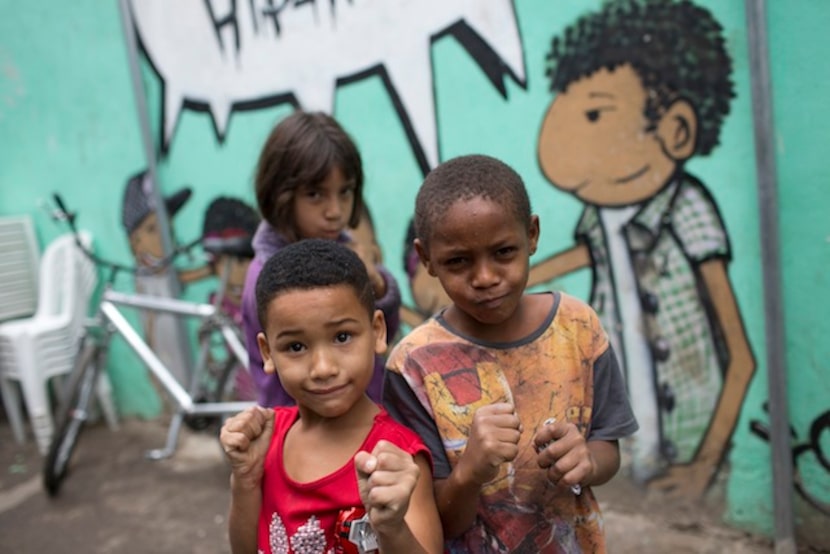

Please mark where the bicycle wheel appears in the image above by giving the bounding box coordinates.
[43,336,103,496]
[184,320,238,431]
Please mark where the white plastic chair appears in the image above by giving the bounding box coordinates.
[0,215,39,322]
[0,232,118,454]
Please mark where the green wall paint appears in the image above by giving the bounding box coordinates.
[0,0,162,416]
[764,0,830,538]
[1,0,827,544]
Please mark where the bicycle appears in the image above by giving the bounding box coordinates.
[43,193,256,497]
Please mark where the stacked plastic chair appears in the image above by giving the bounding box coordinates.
[0,215,39,322]
[0,232,118,454]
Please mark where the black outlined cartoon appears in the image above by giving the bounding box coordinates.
[532,0,755,499]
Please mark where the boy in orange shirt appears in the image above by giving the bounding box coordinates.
[384,154,638,552]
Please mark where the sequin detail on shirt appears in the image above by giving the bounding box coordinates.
[265,513,333,554]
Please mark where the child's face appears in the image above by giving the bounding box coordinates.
[256,285,386,419]
[538,64,677,206]
[293,166,355,241]
[128,212,165,267]
[415,196,539,338]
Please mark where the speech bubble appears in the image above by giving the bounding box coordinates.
[129,0,526,169]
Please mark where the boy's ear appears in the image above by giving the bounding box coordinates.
[413,238,436,276]
[256,332,276,375]
[656,98,698,162]
[528,215,540,256]
[372,309,388,355]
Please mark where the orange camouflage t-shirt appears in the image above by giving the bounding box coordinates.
[385,292,637,553]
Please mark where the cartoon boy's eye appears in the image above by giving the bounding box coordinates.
[585,110,601,122]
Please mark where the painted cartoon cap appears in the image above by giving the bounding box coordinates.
[121,170,192,234]
[201,196,260,259]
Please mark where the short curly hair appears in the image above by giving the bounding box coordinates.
[255,239,375,331]
[546,0,734,155]
[414,154,531,246]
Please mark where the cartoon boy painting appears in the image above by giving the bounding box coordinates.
[122,170,210,386]
[531,0,755,499]
[200,196,260,400]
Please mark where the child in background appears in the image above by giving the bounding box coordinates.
[383,154,638,553]
[221,239,442,554]
[241,110,401,408]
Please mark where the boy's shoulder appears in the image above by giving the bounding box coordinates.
[271,405,299,428]
[371,409,432,465]
[374,408,423,443]
[554,290,600,320]
[555,290,594,311]
[551,291,609,357]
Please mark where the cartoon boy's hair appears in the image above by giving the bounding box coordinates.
[546,0,734,155]
[202,196,260,260]
[414,154,531,246]
[254,110,364,242]
[255,239,375,331]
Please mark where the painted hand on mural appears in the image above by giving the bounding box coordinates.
[533,0,755,499]
[647,461,717,500]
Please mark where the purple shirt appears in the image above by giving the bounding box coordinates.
[241,222,401,407]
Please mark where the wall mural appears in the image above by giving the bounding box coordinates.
[130,0,761,503]
[531,0,755,498]
[129,0,527,345]
[751,406,830,515]
[120,170,207,386]
[120,171,260,399]
[129,0,526,171]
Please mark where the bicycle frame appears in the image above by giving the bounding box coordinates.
[98,287,255,458]
[43,193,258,491]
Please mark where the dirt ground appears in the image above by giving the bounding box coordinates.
[0,414,817,554]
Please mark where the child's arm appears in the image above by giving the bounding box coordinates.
[219,406,275,554]
[533,419,621,489]
[433,402,522,539]
[355,441,443,554]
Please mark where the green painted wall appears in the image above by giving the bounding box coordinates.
[763,0,830,540]
[0,0,827,545]
[0,0,163,416]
